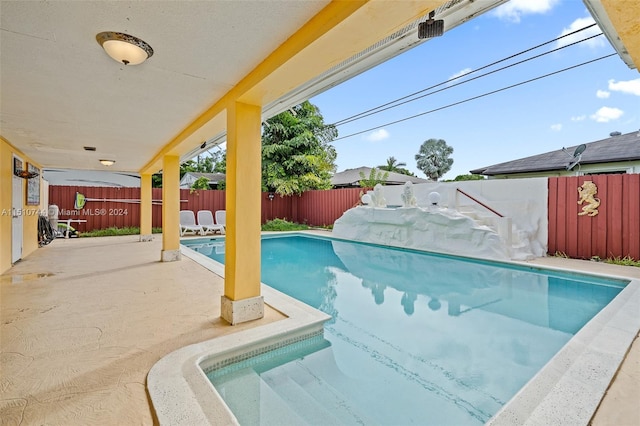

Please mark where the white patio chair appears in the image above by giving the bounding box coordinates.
[215,210,226,232]
[197,210,225,235]
[179,210,204,236]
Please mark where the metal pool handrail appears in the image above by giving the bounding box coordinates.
[456,188,504,217]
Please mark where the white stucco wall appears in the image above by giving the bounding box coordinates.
[333,178,548,261]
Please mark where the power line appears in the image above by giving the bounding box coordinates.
[331,23,599,127]
[331,53,617,143]
[334,33,603,127]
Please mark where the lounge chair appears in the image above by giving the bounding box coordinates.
[179,210,204,236]
[215,210,226,232]
[197,210,225,235]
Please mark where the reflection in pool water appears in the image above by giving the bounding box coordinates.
[184,235,625,425]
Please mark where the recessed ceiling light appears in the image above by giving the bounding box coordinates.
[99,159,115,166]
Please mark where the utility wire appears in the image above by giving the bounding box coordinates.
[331,53,617,142]
[334,33,603,127]
[331,23,598,127]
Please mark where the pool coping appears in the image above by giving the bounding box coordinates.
[147,233,640,425]
[487,263,640,425]
[147,243,331,425]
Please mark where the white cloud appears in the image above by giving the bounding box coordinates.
[596,90,610,99]
[492,0,560,23]
[555,16,605,49]
[571,115,586,122]
[590,107,624,123]
[364,128,390,142]
[448,68,473,84]
[550,123,562,131]
[608,78,640,96]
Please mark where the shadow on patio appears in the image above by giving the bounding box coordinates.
[0,235,284,425]
[1,235,638,425]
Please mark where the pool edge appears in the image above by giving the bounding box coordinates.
[147,244,331,426]
[487,277,640,425]
[149,234,640,425]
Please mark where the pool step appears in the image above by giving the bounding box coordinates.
[214,362,368,425]
[212,367,307,425]
[262,351,376,425]
[262,369,346,425]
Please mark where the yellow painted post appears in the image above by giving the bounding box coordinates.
[161,155,181,262]
[221,100,263,324]
[140,173,153,242]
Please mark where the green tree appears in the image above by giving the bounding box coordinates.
[415,138,454,181]
[212,151,226,173]
[180,160,197,179]
[180,154,219,179]
[448,174,485,182]
[261,101,338,196]
[359,168,389,188]
[152,173,163,188]
[190,176,210,190]
[196,155,216,173]
[378,156,414,176]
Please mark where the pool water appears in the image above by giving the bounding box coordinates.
[183,235,626,425]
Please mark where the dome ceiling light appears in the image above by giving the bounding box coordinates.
[96,31,153,65]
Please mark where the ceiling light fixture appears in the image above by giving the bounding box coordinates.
[99,159,115,166]
[96,31,153,65]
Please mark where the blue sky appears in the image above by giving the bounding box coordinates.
[310,0,640,180]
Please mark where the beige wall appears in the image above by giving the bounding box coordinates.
[484,160,640,179]
[1,137,44,274]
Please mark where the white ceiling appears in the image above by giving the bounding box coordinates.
[1,0,528,174]
[1,0,328,172]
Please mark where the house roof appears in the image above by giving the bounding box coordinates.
[183,172,226,183]
[470,131,640,176]
[331,167,429,187]
[43,169,140,187]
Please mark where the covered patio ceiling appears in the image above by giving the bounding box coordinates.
[1,0,638,176]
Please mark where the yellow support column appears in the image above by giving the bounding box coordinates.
[221,101,263,325]
[139,173,153,242]
[161,155,181,262]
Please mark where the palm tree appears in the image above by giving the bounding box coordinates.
[415,139,454,181]
[378,156,407,173]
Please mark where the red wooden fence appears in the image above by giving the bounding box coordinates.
[48,186,361,232]
[548,174,640,260]
[49,179,639,260]
[297,188,362,226]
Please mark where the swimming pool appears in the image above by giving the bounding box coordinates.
[180,234,627,425]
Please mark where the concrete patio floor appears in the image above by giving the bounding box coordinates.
[1,235,638,425]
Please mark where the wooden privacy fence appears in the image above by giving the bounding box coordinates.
[548,174,640,260]
[48,186,362,232]
[49,179,640,260]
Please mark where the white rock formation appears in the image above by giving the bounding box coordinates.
[333,206,511,260]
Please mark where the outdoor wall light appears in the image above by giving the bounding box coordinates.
[268,192,275,201]
[96,32,153,65]
[99,159,115,166]
[418,11,444,39]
